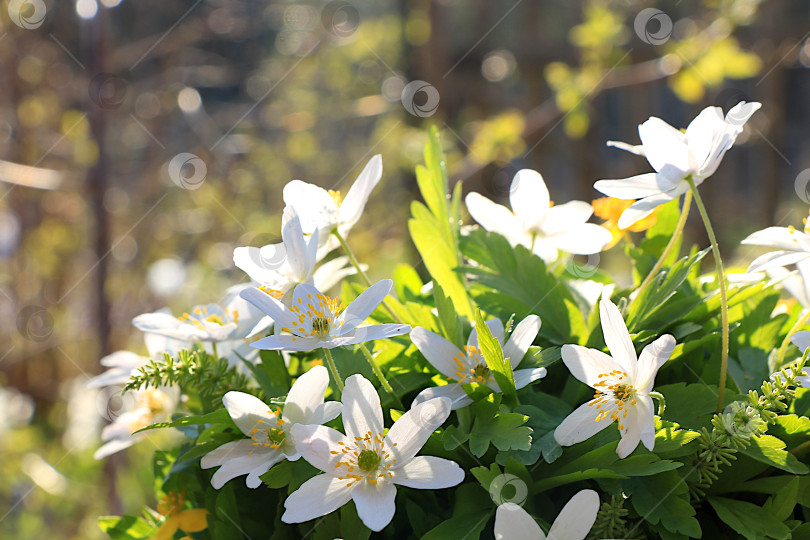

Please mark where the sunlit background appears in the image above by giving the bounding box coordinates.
[2,0,809,537]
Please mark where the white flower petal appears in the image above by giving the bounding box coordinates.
[232,244,289,287]
[342,374,384,440]
[250,334,321,352]
[616,399,646,458]
[638,116,692,181]
[282,180,340,237]
[222,391,277,437]
[411,384,473,410]
[504,315,541,368]
[598,299,637,378]
[391,456,464,489]
[542,201,593,235]
[282,365,329,425]
[290,424,348,474]
[547,489,600,540]
[468,318,505,350]
[790,331,810,352]
[748,251,810,274]
[308,401,343,425]
[685,106,728,169]
[617,185,685,230]
[351,480,397,532]
[210,449,282,489]
[465,192,522,240]
[635,334,676,393]
[313,256,356,291]
[337,279,392,334]
[338,154,383,230]
[94,437,137,460]
[406,328,463,379]
[332,323,411,348]
[132,312,186,340]
[494,503,545,540]
[200,439,256,469]
[513,367,547,389]
[240,287,297,329]
[546,223,612,255]
[726,101,761,125]
[510,169,550,231]
[282,474,354,524]
[282,206,316,282]
[386,397,452,466]
[554,400,614,447]
[594,172,677,200]
[606,139,645,156]
[561,344,620,388]
[741,226,810,252]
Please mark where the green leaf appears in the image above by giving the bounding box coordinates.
[763,476,800,521]
[654,418,701,455]
[728,348,771,394]
[98,515,155,540]
[260,459,293,489]
[625,470,701,538]
[739,434,809,474]
[420,511,492,540]
[707,496,791,540]
[469,394,531,457]
[134,408,232,434]
[393,263,423,302]
[475,309,516,406]
[434,280,464,348]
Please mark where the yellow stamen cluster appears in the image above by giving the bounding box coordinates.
[247,407,287,455]
[259,286,284,300]
[453,345,493,384]
[328,189,343,207]
[803,213,810,235]
[280,292,344,342]
[177,306,238,329]
[589,369,638,431]
[157,491,187,517]
[329,431,397,487]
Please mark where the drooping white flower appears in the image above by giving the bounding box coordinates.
[200,365,342,489]
[410,315,546,409]
[133,304,240,343]
[494,490,600,540]
[465,169,612,264]
[94,386,179,460]
[233,207,356,304]
[595,101,761,228]
[283,154,382,256]
[282,374,464,531]
[240,280,410,351]
[741,223,810,273]
[554,299,676,458]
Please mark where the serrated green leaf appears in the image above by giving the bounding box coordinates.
[475,308,516,406]
[739,434,809,474]
[626,470,701,538]
[708,496,791,540]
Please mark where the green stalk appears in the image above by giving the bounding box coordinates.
[332,229,405,325]
[359,343,403,408]
[323,348,344,394]
[685,177,729,413]
[634,189,693,294]
[776,309,810,368]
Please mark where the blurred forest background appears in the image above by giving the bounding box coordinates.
[1,0,809,537]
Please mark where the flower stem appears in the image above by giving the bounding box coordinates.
[685,177,729,413]
[211,342,219,360]
[649,391,666,416]
[359,343,403,408]
[332,229,405,324]
[322,348,344,393]
[776,309,810,368]
[635,190,693,294]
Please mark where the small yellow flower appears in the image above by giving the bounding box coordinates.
[592,197,658,248]
[151,491,208,540]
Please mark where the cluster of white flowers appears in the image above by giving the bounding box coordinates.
[94,101,786,535]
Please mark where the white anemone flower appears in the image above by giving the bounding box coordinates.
[240,280,410,351]
[554,299,676,458]
[200,365,342,489]
[283,154,382,256]
[410,315,546,410]
[465,169,612,264]
[741,223,810,273]
[594,101,761,229]
[282,374,464,532]
[133,303,239,343]
[233,207,356,304]
[94,386,179,459]
[494,490,600,540]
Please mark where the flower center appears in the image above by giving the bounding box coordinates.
[590,370,638,431]
[177,306,238,329]
[158,491,187,517]
[281,292,344,342]
[453,345,493,384]
[330,430,397,487]
[328,189,343,207]
[248,407,287,450]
